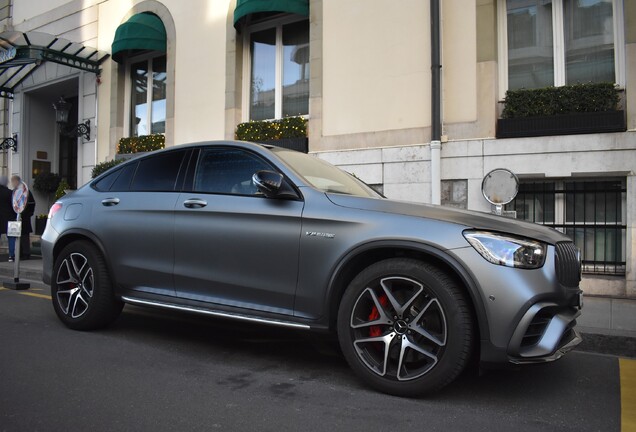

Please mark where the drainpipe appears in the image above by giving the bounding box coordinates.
[430,0,442,205]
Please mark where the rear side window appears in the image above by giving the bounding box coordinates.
[194,148,274,195]
[93,168,121,191]
[110,162,138,192]
[131,151,187,192]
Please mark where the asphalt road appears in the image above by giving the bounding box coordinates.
[0,282,628,432]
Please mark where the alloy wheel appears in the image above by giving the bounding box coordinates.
[349,276,447,381]
[55,253,94,319]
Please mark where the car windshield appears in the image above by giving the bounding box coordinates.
[271,148,381,198]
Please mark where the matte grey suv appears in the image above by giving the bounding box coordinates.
[42,141,583,396]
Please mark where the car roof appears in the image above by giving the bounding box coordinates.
[151,140,274,153]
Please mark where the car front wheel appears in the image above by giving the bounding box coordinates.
[337,258,473,396]
[51,241,123,330]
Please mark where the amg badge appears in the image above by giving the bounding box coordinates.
[305,231,335,239]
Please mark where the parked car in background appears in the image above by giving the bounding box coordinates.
[41,141,583,396]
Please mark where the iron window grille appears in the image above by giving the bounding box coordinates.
[506,178,626,276]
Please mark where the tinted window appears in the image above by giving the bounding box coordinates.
[182,149,199,192]
[110,162,138,192]
[93,168,121,192]
[194,148,273,195]
[131,151,186,192]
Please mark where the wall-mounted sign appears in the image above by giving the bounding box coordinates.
[0,47,17,65]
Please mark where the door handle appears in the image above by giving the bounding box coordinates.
[183,198,207,209]
[101,198,120,206]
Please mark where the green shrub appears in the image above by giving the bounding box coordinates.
[54,178,70,201]
[33,172,61,194]
[117,134,165,154]
[502,82,620,119]
[235,116,307,141]
[92,159,124,179]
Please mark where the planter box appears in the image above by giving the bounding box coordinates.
[35,218,47,236]
[115,152,149,161]
[257,137,308,153]
[496,110,626,139]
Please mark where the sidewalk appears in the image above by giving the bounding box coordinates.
[577,296,636,338]
[0,255,44,282]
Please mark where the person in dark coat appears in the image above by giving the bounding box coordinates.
[0,175,15,261]
[10,175,35,260]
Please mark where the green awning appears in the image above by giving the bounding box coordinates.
[0,31,109,99]
[234,0,309,28]
[111,13,166,63]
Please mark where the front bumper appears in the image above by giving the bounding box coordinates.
[510,328,582,364]
[507,302,582,363]
[450,243,583,365]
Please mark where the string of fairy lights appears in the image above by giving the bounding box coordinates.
[235,116,307,141]
[117,133,166,154]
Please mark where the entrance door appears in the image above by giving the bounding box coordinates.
[58,96,78,189]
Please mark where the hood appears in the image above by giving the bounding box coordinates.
[326,194,571,245]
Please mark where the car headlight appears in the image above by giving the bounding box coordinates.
[463,231,546,269]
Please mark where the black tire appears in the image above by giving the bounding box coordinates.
[337,258,473,397]
[51,241,123,330]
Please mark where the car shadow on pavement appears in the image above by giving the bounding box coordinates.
[109,305,351,378]
[104,305,620,408]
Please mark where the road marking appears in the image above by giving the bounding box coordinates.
[18,292,51,300]
[0,287,51,299]
[621,358,636,432]
[1,287,44,292]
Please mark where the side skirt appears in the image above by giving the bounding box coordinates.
[121,296,312,330]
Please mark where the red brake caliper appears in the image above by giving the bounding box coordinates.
[368,295,389,337]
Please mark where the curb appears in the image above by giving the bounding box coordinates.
[576,332,636,359]
[0,267,43,283]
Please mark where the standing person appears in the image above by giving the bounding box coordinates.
[0,176,15,261]
[10,175,36,260]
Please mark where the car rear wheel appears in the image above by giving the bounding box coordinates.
[51,241,123,330]
[337,258,473,396]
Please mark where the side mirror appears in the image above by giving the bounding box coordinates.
[252,170,299,199]
[253,170,282,197]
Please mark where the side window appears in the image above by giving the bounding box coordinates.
[131,151,186,192]
[194,148,274,195]
[93,168,122,192]
[110,162,138,192]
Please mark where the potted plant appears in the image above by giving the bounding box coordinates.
[33,172,62,209]
[54,179,71,201]
[497,82,626,139]
[235,116,308,153]
[35,214,47,235]
[92,159,125,178]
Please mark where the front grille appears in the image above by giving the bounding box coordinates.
[555,242,581,287]
[521,312,552,347]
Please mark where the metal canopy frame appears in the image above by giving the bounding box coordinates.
[0,31,110,99]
